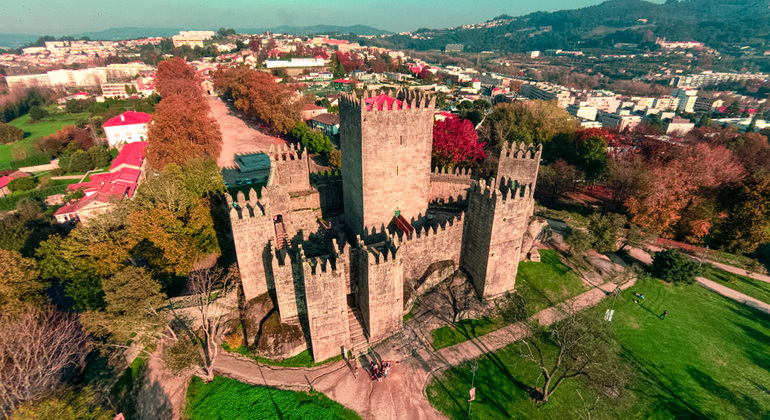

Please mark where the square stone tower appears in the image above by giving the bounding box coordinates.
[340,90,435,235]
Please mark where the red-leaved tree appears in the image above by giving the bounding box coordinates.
[432,115,486,168]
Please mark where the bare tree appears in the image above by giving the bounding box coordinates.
[517,304,628,404]
[188,266,234,382]
[0,306,90,416]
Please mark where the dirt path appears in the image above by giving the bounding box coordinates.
[696,277,770,314]
[208,97,287,168]
[213,278,632,420]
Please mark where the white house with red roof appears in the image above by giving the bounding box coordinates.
[54,142,147,224]
[102,111,152,149]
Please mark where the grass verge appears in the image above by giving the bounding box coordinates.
[430,249,586,350]
[1,112,89,170]
[700,264,770,304]
[184,376,360,419]
[427,277,770,419]
[220,345,343,368]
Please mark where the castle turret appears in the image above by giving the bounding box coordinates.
[460,178,536,299]
[496,142,542,190]
[340,90,436,235]
[356,237,403,343]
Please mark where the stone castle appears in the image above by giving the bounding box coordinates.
[226,90,542,362]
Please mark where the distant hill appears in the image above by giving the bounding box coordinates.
[369,0,770,53]
[71,27,185,41]
[0,24,390,46]
[0,33,41,49]
[238,24,392,36]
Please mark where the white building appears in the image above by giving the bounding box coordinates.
[265,57,326,68]
[567,102,598,121]
[172,30,215,48]
[672,88,698,114]
[102,111,152,149]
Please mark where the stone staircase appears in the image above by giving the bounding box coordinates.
[274,221,289,249]
[347,295,369,354]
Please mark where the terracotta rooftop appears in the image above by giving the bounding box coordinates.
[102,111,152,128]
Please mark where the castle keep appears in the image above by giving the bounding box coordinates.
[227,90,542,362]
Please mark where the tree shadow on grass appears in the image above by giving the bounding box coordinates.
[685,365,768,420]
[618,344,709,419]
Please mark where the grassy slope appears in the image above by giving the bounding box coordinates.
[1,112,89,170]
[430,249,586,350]
[700,265,770,304]
[184,376,361,420]
[427,277,770,419]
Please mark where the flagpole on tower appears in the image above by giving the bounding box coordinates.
[468,360,478,418]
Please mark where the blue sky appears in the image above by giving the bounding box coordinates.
[0,0,663,36]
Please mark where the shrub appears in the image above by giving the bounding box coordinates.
[67,150,93,173]
[11,147,27,162]
[652,249,699,284]
[29,106,48,121]
[328,149,341,169]
[162,336,201,374]
[0,123,24,144]
[7,177,36,192]
[291,123,333,154]
[87,146,112,168]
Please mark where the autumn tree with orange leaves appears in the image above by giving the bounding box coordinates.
[146,58,222,169]
[213,66,303,134]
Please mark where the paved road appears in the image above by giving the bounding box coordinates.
[695,258,770,284]
[213,278,632,419]
[696,277,770,314]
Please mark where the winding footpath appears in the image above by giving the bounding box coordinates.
[627,247,770,314]
[213,279,633,419]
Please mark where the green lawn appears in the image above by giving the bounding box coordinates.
[430,250,587,350]
[700,265,770,304]
[221,345,342,368]
[427,277,770,419]
[1,112,89,170]
[184,376,360,420]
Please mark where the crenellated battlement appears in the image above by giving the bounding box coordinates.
[268,143,306,162]
[226,188,272,220]
[431,166,473,178]
[392,213,464,244]
[340,89,436,114]
[309,170,342,182]
[468,178,535,204]
[499,142,543,160]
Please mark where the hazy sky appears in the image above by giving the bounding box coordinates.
[1,0,664,36]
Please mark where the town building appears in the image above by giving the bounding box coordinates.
[672,88,698,113]
[226,90,542,362]
[308,113,340,138]
[102,111,152,149]
[172,30,215,48]
[54,142,147,224]
[665,117,695,135]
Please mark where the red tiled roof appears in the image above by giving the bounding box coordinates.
[102,111,152,128]
[0,176,9,189]
[364,94,408,111]
[303,104,326,111]
[110,142,147,171]
[331,79,352,84]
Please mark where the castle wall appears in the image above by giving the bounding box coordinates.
[303,252,350,362]
[227,190,273,301]
[270,248,300,322]
[429,167,473,203]
[461,180,535,299]
[396,214,464,282]
[310,172,343,215]
[496,142,542,189]
[269,144,311,194]
[357,243,403,343]
[341,91,435,235]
